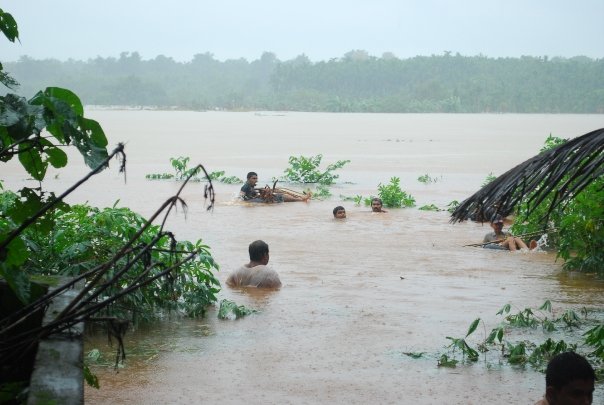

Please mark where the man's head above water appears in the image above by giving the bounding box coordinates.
[371,198,386,213]
[489,214,505,232]
[542,351,595,405]
[246,171,258,186]
[248,239,269,265]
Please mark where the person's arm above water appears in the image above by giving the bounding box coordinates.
[240,183,258,200]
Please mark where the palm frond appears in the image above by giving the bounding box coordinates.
[450,128,604,224]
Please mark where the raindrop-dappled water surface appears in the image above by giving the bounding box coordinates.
[6,112,603,404]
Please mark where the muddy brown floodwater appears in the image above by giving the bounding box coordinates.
[5,112,603,404]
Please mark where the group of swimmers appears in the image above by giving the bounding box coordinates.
[242,171,536,252]
[233,174,597,404]
[332,197,387,219]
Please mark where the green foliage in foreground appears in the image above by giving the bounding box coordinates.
[1,8,110,302]
[145,156,242,184]
[1,194,220,321]
[511,135,604,273]
[0,8,219,401]
[433,301,604,377]
[0,85,110,302]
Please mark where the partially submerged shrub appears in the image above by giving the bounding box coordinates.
[282,154,350,185]
[368,177,415,208]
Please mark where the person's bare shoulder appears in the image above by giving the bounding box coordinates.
[258,268,281,288]
[225,273,236,287]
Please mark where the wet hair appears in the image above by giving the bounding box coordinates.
[490,214,504,224]
[248,240,269,262]
[545,352,595,389]
[333,206,345,216]
[371,198,383,206]
[246,171,258,180]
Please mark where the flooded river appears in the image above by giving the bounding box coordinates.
[6,112,603,404]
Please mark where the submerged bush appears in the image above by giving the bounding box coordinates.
[281,154,350,185]
[372,177,415,208]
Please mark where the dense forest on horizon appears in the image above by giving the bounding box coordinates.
[4,50,604,113]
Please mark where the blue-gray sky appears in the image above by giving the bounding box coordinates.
[2,0,603,62]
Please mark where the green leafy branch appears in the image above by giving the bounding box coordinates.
[281,154,350,185]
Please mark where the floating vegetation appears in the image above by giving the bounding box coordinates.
[417,174,441,184]
[418,204,441,211]
[446,200,460,213]
[145,156,242,184]
[217,299,257,320]
[402,351,426,359]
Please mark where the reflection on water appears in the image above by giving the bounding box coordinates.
[7,112,603,404]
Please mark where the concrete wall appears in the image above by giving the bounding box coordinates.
[27,281,84,405]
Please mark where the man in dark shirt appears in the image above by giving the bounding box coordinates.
[240,172,261,201]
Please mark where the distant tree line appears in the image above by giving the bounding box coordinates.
[4,50,604,113]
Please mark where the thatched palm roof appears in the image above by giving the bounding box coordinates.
[450,128,604,224]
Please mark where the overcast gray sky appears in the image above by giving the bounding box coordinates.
[2,0,603,62]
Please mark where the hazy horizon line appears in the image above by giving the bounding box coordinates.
[4,50,601,64]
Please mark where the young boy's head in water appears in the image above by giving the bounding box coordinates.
[333,206,346,219]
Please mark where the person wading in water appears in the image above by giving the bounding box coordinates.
[226,240,282,288]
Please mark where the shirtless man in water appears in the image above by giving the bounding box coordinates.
[226,240,281,288]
